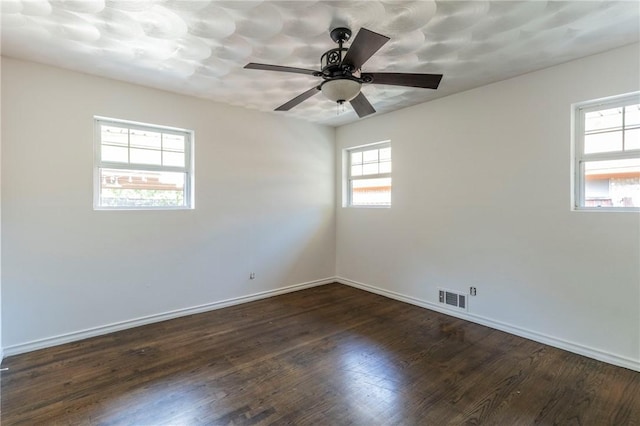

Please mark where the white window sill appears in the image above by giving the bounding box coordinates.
[573,206,640,213]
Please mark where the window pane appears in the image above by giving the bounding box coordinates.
[130,129,161,149]
[351,164,362,177]
[625,104,640,126]
[584,131,623,154]
[379,160,392,173]
[583,158,640,207]
[625,128,640,151]
[99,168,186,208]
[351,151,362,166]
[130,148,161,165]
[163,151,185,167]
[101,125,128,146]
[362,162,379,175]
[362,149,378,163]
[585,107,622,132]
[163,134,185,152]
[101,145,128,163]
[351,177,391,206]
[379,147,391,161]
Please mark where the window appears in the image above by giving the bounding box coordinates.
[574,93,640,210]
[347,142,391,207]
[94,117,193,209]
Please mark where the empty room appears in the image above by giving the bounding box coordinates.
[1,1,639,424]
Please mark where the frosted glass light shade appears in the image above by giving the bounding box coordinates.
[321,79,361,102]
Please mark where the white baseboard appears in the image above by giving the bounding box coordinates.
[337,277,640,372]
[6,277,638,372]
[3,277,335,357]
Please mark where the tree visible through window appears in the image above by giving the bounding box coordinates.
[94,117,194,209]
[347,142,391,207]
[575,93,640,210]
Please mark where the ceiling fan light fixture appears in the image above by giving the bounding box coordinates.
[321,78,361,103]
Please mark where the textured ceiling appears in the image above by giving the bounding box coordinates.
[2,1,639,126]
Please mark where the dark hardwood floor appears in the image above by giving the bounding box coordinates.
[1,283,638,425]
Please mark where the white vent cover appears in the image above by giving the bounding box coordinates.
[438,288,468,311]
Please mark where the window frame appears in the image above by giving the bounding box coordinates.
[573,92,640,212]
[93,116,194,210]
[346,141,392,208]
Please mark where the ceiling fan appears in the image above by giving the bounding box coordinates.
[244,27,443,118]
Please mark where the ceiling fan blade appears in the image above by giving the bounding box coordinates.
[275,86,320,111]
[363,72,443,89]
[350,92,376,118]
[341,28,390,71]
[245,63,319,76]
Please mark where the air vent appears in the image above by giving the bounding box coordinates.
[438,288,468,311]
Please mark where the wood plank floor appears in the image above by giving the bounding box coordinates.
[1,283,639,425]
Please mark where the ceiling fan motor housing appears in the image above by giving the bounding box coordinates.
[320,48,348,74]
[322,27,357,77]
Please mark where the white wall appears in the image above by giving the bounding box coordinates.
[336,44,640,370]
[1,57,336,351]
